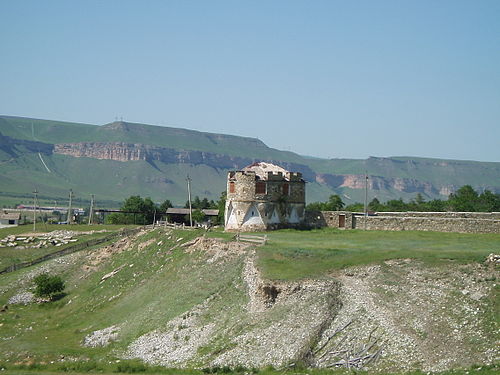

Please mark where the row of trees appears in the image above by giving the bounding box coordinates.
[106,196,173,225]
[106,193,226,225]
[307,185,500,213]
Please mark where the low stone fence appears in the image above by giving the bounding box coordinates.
[365,212,500,220]
[305,211,354,229]
[305,210,500,234]
[353,215,500,234]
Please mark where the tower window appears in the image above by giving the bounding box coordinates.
[282,183,289,195]
[255,181,266,194]
[229,181,235,193]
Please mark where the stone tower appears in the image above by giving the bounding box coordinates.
[224,162,305,231]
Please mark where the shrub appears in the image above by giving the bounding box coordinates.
[33,273,65,300]
[115,361,147,373]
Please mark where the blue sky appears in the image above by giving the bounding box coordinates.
[1,0,499,162]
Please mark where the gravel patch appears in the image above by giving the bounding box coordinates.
[8,291,35,305]
[83,325,121,347]
[125,299,216,366]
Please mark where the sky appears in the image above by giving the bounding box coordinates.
[1,0,499,162]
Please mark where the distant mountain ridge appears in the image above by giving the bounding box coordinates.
[1,115,499,207]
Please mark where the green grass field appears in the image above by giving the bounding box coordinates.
[0,361,497,375]
[257,228,500,280]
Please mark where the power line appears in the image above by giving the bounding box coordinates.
[88,194,95,225]
[364,172,368,230]
[186,175,193,227]
[33,189,38,232]
[67,189,74,225]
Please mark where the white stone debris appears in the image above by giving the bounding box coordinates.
[83,325,121,347]
[485,253,500,264]
[8,292,35,305]
[0,230,83,249]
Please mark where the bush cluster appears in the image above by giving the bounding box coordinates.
[33,273,65,300]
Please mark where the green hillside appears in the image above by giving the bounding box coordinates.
[1,115,499,208]
[0,116,301,161]
[0,226,498,372]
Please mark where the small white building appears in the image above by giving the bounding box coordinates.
[0,211,21,228]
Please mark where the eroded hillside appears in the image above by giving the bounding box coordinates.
[0,227,498,372]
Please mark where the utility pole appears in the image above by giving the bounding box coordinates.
[186,175,193,227]
[364,172,368,230]
[33,189,38,232]
[67,189,73,225]
[88,194,95,225]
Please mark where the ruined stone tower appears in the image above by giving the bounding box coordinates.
[224,162,306,231]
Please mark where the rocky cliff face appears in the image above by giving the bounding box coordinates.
[316,173,457,196]
[54,142,250,169]
[53,142,318,181]
[52,142,499,199]
[323,174,497,196]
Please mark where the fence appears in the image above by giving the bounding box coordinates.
[235,233,268,245]
[0,227,143,275]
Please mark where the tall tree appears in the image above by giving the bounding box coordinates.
[159,199,173,213]
[448,185,478,211]
[217,191,226,225]
[327,194,345,211]
[368,198,382,211]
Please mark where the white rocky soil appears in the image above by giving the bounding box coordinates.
[122,239,499,371]
[124,239,499,372]
[1,228,497,372]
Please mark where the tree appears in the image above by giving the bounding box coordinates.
[200,197,210,209]
[306,195,344,211]
[191,209,206,224]
[186,196,202,209]
[477,190,500,212]
[216,191,226,225]
[306,201,326,211]
[368,198,382,212]
[426,199,446,212]
[327,194,345,211]
[106,195,159,224]
[385,198,408,211]
[345,203,364,212]
[33,273,65,301]
[448,185,478,212]
[142,197,156,224]
[159,199,173,221]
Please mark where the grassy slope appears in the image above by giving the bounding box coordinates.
[257,228,500,280]
[0,228,244,363]
[0,227,498,373]
[0,152,228,205]
[0,116,299,162]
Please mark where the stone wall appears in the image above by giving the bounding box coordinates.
[305,211,500,234]
[354,215,500,234]
[306,211,354,229]
[366,212,500,220]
